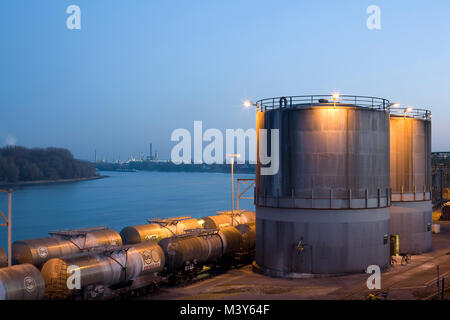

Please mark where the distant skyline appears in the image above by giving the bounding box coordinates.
[1,0,450,161]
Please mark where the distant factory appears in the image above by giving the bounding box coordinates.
[147,143,159,161]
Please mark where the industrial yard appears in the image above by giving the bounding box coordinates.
[1,95,448,301]
[147,220,450,301]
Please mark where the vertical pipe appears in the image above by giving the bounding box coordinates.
[8,190,11,267]
[365,189,368,208]
[349,189,352,209]
[442,278,445,300]
[437,265,441,298]
[231,158,234,225]
[378,189,380,207]
[330,189,333,208]
[236,180,240,211]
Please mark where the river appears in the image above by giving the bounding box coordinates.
[0,171,255,249]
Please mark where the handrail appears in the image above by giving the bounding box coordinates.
[390,107,432,120]
[256,95,390,112]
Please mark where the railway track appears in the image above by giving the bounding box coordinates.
[337,250,450,300]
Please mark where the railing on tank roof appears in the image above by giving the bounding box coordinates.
[255,95,390,112]
[389,107,432,120]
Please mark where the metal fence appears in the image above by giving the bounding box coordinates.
[390,107,432,120]
[416,274,450,300]
[256,95,390,112]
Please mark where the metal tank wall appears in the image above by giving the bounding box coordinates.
[0,264,45,300]
[390,113,432,253]
[255,100,391,276]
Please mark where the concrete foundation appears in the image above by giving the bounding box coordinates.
[255,206,390,276]
[390,201,432,254]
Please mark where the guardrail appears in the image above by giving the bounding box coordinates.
[390,107,432,120]
[256,95,390,112]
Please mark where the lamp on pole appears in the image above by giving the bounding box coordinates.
[332,92,340,108]
[226,154,240,225]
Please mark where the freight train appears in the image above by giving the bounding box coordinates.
[0,211,255,300]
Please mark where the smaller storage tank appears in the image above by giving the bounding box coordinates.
[120,217,201,244]
[390,108,432,253]
[0,264,45,300]
[12,227,122,268]
[0,246,7,268]
[41,242,165,300]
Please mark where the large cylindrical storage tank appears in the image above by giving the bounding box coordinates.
[390,108,432,253]
[0,264,45,300]
[254,95,391,276]
[0,246,7,268]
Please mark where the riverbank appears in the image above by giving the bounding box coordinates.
[95,161,255,174]
[0,175,107,189]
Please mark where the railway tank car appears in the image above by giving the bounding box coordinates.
[0,246,7,268]
[41,241,165,300]
[235,223,256,252]
[120,216,201,244]
[158,226,246,274]
[201,210,255,229]
[0,264,45,300]
[12,227,122,268]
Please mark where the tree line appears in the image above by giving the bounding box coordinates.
[0,146,96,183]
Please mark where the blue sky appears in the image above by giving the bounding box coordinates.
[1,0,449,160]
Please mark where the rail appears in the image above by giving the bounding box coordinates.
[147,216,193,226]
[48,226,107,237]
[256,95,390,112]
[390,107,432,120]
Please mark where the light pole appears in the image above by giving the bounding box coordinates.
[0,189,12,266]
[226,154,240,225]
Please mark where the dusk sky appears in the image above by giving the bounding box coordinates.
[1,0,449,161]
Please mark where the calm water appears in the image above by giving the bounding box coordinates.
[0,171,255,249]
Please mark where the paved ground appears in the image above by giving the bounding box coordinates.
[145,219,450,300]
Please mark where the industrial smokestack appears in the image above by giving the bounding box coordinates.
[150,143,153,160]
